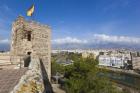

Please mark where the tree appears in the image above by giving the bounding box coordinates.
[51,53,122,93]
[51,57,65,75]
[64,57,122,93]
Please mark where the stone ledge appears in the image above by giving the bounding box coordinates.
[11,58,45,93]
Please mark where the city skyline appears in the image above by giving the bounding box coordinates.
[0,0,140,50]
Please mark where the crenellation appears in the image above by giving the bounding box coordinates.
[26,20,51,29]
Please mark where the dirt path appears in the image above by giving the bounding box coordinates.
[52,84,66,93]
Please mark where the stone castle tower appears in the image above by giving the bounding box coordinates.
[10,16,51,78]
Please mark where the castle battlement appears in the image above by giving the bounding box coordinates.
[13,16,51,29]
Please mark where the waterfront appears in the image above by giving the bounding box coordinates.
[99,69,140,91]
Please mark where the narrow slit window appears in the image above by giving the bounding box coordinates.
[27,32,31,41]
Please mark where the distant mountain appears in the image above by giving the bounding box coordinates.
[52,43,140,50]
[0,42,140,51]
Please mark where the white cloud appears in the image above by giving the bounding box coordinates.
[92,34,140,44]
[52,37,88,44]
[52,34,140,47]
[0,39,9,44]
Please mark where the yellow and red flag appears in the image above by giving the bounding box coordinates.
[27,4,34,16]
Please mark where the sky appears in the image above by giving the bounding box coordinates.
[0,0,140,50]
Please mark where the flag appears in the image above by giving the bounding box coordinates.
[27,5,34,16]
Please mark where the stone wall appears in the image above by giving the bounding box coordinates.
[10,16,51,80]
[0,52,11,65]
[11,16,51,57]
[10,58,45,93]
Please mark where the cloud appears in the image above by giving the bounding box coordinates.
[52,34,140,49]
[52,37,87,44]
[92,34,140,44]
[52,34,140,45]
[0,38,9,44]
[0,38,10,51]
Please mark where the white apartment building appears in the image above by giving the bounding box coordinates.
[99,55,124,68]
